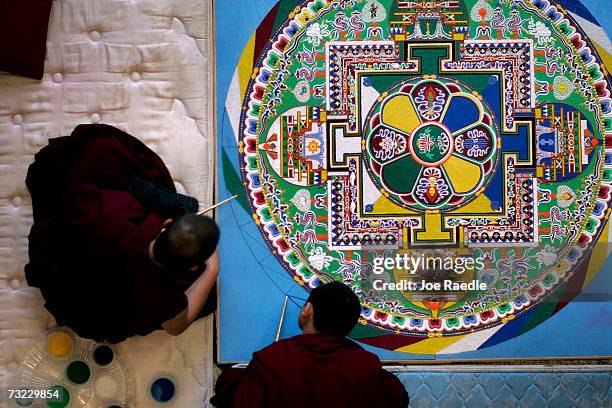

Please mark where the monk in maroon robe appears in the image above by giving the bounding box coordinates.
[26,124,219,343]
[211,282,409,408]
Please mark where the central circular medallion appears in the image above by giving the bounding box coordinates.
[362,76,500,212]
[409,122,454,166]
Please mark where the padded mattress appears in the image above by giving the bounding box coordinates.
[0,0,215,406]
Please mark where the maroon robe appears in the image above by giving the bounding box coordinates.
[212,333,409,408]
[26,124,193,343]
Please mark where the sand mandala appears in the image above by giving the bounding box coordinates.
[229,0,612,353]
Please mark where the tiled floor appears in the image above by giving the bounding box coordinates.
[390,365,612,407]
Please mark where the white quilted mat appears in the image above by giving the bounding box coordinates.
[0,0,215,407]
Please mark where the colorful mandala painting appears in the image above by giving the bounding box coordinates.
[227,0,612,354]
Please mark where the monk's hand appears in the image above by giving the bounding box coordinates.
[205,248,220,277]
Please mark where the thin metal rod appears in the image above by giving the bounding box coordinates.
[197,195,238,215]
[275,295,290,342]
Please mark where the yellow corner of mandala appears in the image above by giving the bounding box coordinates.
[320,111,327,122]
[395,34,406,41]
[453,33,465,40]
[536,166,544,178]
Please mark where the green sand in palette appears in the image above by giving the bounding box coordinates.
[46,385,70,408]
[66,360,91,385]
[16,332,133,408]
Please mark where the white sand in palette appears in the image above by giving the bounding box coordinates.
[95,374,118,400]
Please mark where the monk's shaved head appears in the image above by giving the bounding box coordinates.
[306,281,361,337]
[153,214,220,270]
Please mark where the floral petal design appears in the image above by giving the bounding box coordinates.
[441,94,483,133]
[381,93,421,133]
[413,167,453,207]
[367,125,410,165]
[442,156,483,195]
[380,155,421,195]
[411,80,450,122]
[453,124,496,163]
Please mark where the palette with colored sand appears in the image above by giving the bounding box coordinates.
[9,330,134,407]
